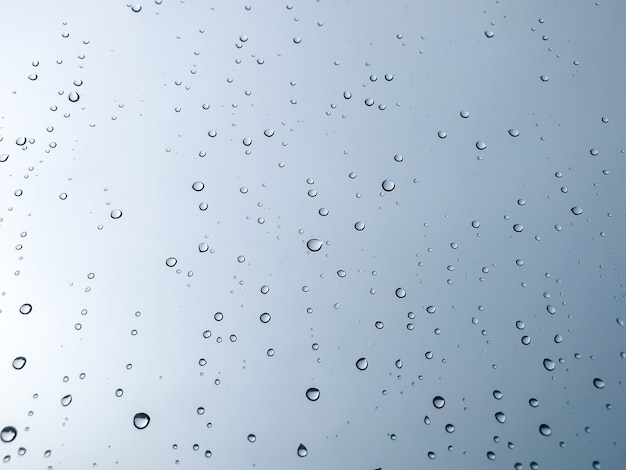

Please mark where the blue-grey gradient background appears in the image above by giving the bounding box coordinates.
[1,0,625,468]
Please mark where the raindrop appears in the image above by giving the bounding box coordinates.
[543,358,555,371]
[493,390,503,400]
[476,141,487,150]
[354,221,365,231]
[395,288,406,298]
[306,388,320,401]
[375,321,384,329]
[242,137,252,146]
[355,357,368,370]
[460,110,470,118]
[445,424,455,433]
[539,424,552,436]
[382,179,395,191]
[198,243,209,253]
[192,181,205,191]
[115,389,123,397]
[590,148,599,156]
[508,129,520,137]
[516,321,525,330]
[318,208,329,216]
[16,137,27,146]
[264,128,274,137]
[247,434,256,442]
[293,37,301,44]
[0,154,9,163]
[0,427,17,443]
[487,451,496,460]
[437,131,447,139]
[593,378,605,389]
[61,394,72,407]
[394,154,403,162]
[110,209,123,219]
[540,75,549,82]
[12,357,26,370]
[513,224,524,232]
[133,412,150,429]
[471,220,480,228]
[165,257,177,267]
[306,239,323,252]
[131,4,142,12]
[495,412,506,423]
[343,91,352,99]
[199,201,208,211]
[259,312,271,323]
[297,443,308,457]
[485,30,495,38]
[68,91,80,102]
[19,303,32,315]
[426,305,436,314]
[571,206,583,215]
[433,396,445,409]
[529,398,539,407]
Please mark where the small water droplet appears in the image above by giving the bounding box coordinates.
[19,303,32,315]
[529,398,539,407]
[495,411,506,423]
[68,91,80,102]
[433,396,445,409]
[115,388,123,397]
[437,131,447,139]
[259,312,271,323]
[487,451,496,460]
[493,390,503,400]
[12,357,26,370]
[513,224,524,232]
[110,209,123,219]
[247,433,256,442]
[356,357,368,370]
[354,221,365,231]
[543,358,555,371]
[263,128,274,137]
[133,412,150,429]
[61,394,72,407]
[297,443,308,457]
[131,4,142,12]
[242,137,252,146]
[540,75,549,82]
[471,220,480,228]
[593,378,605,389]
[485,30,495,38]
[198,243,209,253]
[539,424,551,436]
[382,179,395,191]
[571,206,583,215]
[476,141,487,150]
[0,427,17,443]
[192,181,205,191]
[306,239,323,252]
[508,129,520,137]
[165,257,177,267]
[395,287,406,298]
[306,388,320,401]
[445,424,455,433]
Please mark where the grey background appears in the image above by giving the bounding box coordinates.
[1,0,625,468]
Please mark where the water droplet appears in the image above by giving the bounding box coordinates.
[343,91,352,99]
[68,91,80,102]
[115,388,123,397]
[242,137,252,146]
[445,424,455,433]
[395,359,403,369]
[131,4,142,12]
[355,357,368,370]
[61,394,72,406]
[364,98,374,106]
[247,433,256,442]
[529,398,539,407]
[428,451,436,459]
[539,424,551,436]
[571,206,583,215]
[593,378,605,389]
[199,201,208,211]
[433,396,445,409]
[165,257,177,267]
[476,141,487,150]
[493,390,503,399]
[375,321,384,329]
[540,75,549,82]
[460,110,470,118]
[384,73,394,81]
[516,320,525,329]
[554,334,563,343]
[354,221,365,231]
[471,220,480,228]
[264,128,274,137]
[12,357,26,370]
[133,412,150,429]
[192,181,205,191]
[110,209,123,219]
[521,335,531,345]
[437,131,447,139]
[293,37,301,44]
[495,411,506,423]
[19,303,32,315]
[297,443,308,457]
[382,179,395,191]
[0,427,17,443]
[259,313,271,323]
[543,358,555,371]
[487,451,496,460]
[508,129,520,137]
[426,305,436,314]
[306,388,320,401]
[198,243,209,253]
[513,224,524,232]
[306,239,323,252]
[485,30,495,38]
[395,288,406,298]
[593,461,602,469]
[0,154,9,163]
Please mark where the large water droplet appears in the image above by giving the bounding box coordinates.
[543,358,555,371]
[495,411,506,423]
[133,412,150,429]
[0,427,17,443]
[297,443,308,457]
[306,239,323,252]
[165,257,177,267]
[539,424,551,436]
[571,206,583,215]
[433,396,445,409]
[259,312,271,323]
[306,388,320,401]
[61,394,72,406]
[198,243,209,253]
[110,209,123,219]
[513,224,524,232]
[382,179,396,191]
[445,424,455,433]
[247,434,256,442]
[192,181,205,191]
[68,91,80,102]
[354,221,365,231]
[529,398,539,407]
[593,378,605,389]
[508,129,520,137]
[355,357,368,370]
[485,30,495,38]
[19,303,32,314]
[12,357,26,370]
[476,141,487,150]
[395,287,406,298]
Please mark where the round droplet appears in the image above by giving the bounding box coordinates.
[306,388,320,401]
[529,398,539,407]
[471,220,480,228]
[521,335,531,345]
[540,75,549,82]
[426,305,436,314]
[539,424,551,436]
[165,257,177,267]
[593,378,605,389]
[199,201,208,211]
[68,91,80,102]
[247,434,256,442]
[306,239,323,252]
[293,37,301,44]
[445,424,455,433]
[343,91,352,99]
[460,110,470,118]
[19,303,32,315]
[61,394,72,407]
[487,451,496,460]
[0,427,17,443]
[433,396,445,409]
[571,206,583,215]
[493,390,503,400]
[508,129,520,137]
[318,207,329,216]
[375,321,384,329]
[259,312,271,323]
[355,357,368,371]
[192,181,205,191]
[476,141,487,150]
[264,128,274,137]
[395,288,406,299]
[485,30,495,38]
[297,443,308,457]
[354,221,365,231]
[133,412,150,429]
[516,320,525,330]
[198,243,209,253]
[437,131,447,139]
[115,388,123,397]
[110,209,123,219]
[131,4,142,12]
[554,334,563,343]
[543,358,555,371]
[242,137,252,146]
[495,412,506,423]
[12,357,26,370]
[382,179,395,191]
[513,224,524,232]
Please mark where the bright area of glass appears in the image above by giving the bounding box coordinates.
[1,1,625,468]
